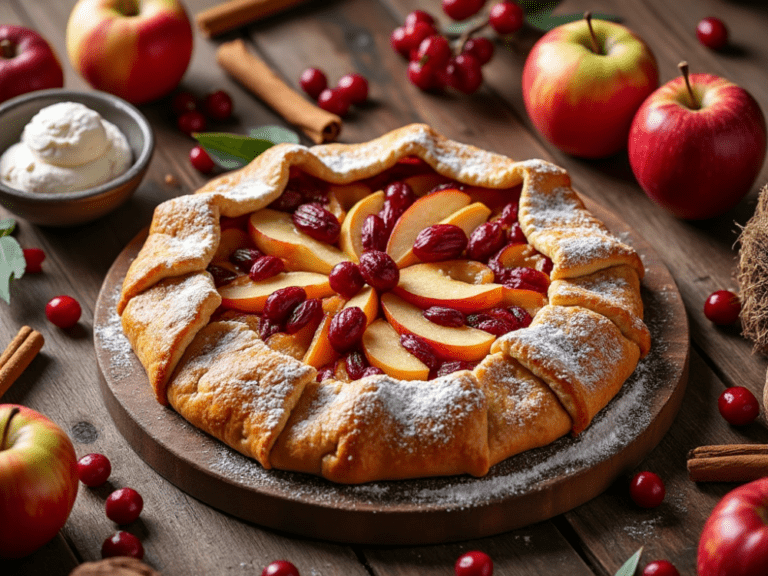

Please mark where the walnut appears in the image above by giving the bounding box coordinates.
[69,557,161,576]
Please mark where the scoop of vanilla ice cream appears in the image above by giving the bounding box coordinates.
[0,102,132,194]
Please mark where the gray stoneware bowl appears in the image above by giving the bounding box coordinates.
[0,88,154,226]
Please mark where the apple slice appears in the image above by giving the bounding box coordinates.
[402,173,452,196]
[249,208,348,274]
[393,261,502,312]
[339,190,385,262]
[380,292,495,361]
[218,271,333,313]
[327,182,373,209]
[493,242,550,272]
[212,227,251,262]
[362,319,430,380]
[303,296,345,368]
[501,286,547,314]
[386,189,471,267]
[265,314,320,360]
[344,285,378,325]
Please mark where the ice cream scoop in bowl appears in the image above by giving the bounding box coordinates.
[0,88,154,226]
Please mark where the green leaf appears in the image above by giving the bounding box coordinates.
[193,132,274,170]
[614,547,643,576]
[0,235,25,304]
[526,11,621,31]
[249,125,301,145]
[0,218,15,237]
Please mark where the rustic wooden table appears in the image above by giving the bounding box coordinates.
[4,0,768,574]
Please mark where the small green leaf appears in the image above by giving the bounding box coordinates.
[525,11,621,32]
[0,235,25,304]
[193,132,274,170]
[249,125,301,145]
[614,547,643,576]
[0,218,15,237]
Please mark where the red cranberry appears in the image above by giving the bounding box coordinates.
[399,333,440,371]
[447,53,483,94]
[336,73,368,105]
[362,366,384,377]
[190,144,215,174]
[77,453,111,487]
[358,250,399,292]
[407,59,440,91]
[437,360,475,377]
[361,214,388,252]
[329,261,365,298]
[379,199,406,233]
[317,88,351,117]
[476,317,514,336]
[467,221,506,261]
[465,312,493,328]
[101,531,144,560]
[384,182,416,212]
[249,255,285,281]
[299,67,328,99]
[416,35,452,70]
[402,21,438,59]
[462,37,495,65]
[316,363,335,382]
[442,0,486,21]
[270,189,304,212]
[455,550,493,576]
[177,110,206,135]
[329,307,367,353]
[293,203,341,243]
[263,286,306,324]
[642,560,680,576]
[507,221,526,243]
[259,317,282,341]
[405,10,435,28]
[629,471,665,508]
[106,487,144,525]
[285,298,323,334]
[498,202,519,227]
[391,26,412,59]
[498,267,549,294]
[704,290,741,325]
[696,17,728,50]
[23,247,45,273]
[230,247,262,272]
[345,348,369,380]
[489,1,525,35]
[718,386,760,425]
[423,306,465,327]
[203,89,233,121]
[207,264,239,287]
[46,295,81,329]
[413,224,468,262]
[171,90,197,116]
[262,560,300,576]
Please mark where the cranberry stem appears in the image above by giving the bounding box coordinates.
[1,407,19,451]
[584,12,602,55]
[456,18,490,56]
[0,39,15,59]
[678,61,700,110]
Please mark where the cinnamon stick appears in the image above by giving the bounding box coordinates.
[216,39,342,144]
[0,326,44,399]
[687,444,768,482]
[197,0,309,38]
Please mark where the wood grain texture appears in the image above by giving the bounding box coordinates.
[1,0,767,573]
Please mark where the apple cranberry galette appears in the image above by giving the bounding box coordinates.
[118,124,649,483]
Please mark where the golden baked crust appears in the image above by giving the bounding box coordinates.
[118,124,649,483]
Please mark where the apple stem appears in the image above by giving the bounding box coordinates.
[0,39,15,59]
[678,61,700,110]
[0,407,19,451]
[584,12,602,55]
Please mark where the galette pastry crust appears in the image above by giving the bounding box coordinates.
[117,123,649,483]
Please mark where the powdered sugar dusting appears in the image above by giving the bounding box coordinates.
[94,283,138,382]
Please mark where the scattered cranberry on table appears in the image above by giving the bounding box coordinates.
[718,386,760,426]
[45,295,81,329]
[203,89,234,121]
[455,550,494,576]
[171,90,197,116]
[488,1,525,35]
[696,17,728,50]
[176,109,207,135]
[101,530,144,560]
[442,0,486,21]
[642,559,680,576]
[317,88,351,117]
[335,72,369,105]
[262,560,300,576]
[704,290,741,325]
[189,144,215,174]
[299,67,328,100]
[629,471,666,508]
[77,453,111,487]
[22,247,45,273]
[105,487,144,525]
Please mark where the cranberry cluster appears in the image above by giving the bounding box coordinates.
[391,2,524,94]
[76,452,146,560]
[299,68,369,117]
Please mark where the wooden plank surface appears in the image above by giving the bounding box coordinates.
[2,0,768,574]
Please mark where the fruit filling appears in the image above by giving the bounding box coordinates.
[207,159,550,382]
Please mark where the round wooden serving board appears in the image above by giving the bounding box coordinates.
[94,195,689,545]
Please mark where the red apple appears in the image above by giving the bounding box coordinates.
[522,14,658,158]
[0,404,79,559]
[0,25,64,104]
[698,477,768,576]
[629,63,767,220]
[65,0,194,105]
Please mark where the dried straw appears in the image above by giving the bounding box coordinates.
[738,184,768,354]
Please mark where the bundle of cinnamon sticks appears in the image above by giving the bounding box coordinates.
[0,326,44,399]
[688,444,768,482]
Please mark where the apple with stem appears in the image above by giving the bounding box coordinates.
[66,0,194,105]
[698,477,768,575]
[0,25,64,104]
[522,12,658,158]
[0,404,79,558]
[629,62,767,219]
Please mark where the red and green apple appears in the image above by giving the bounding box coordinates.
[0,25,64,104]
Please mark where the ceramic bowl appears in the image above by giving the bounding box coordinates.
[0,88,154,226]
